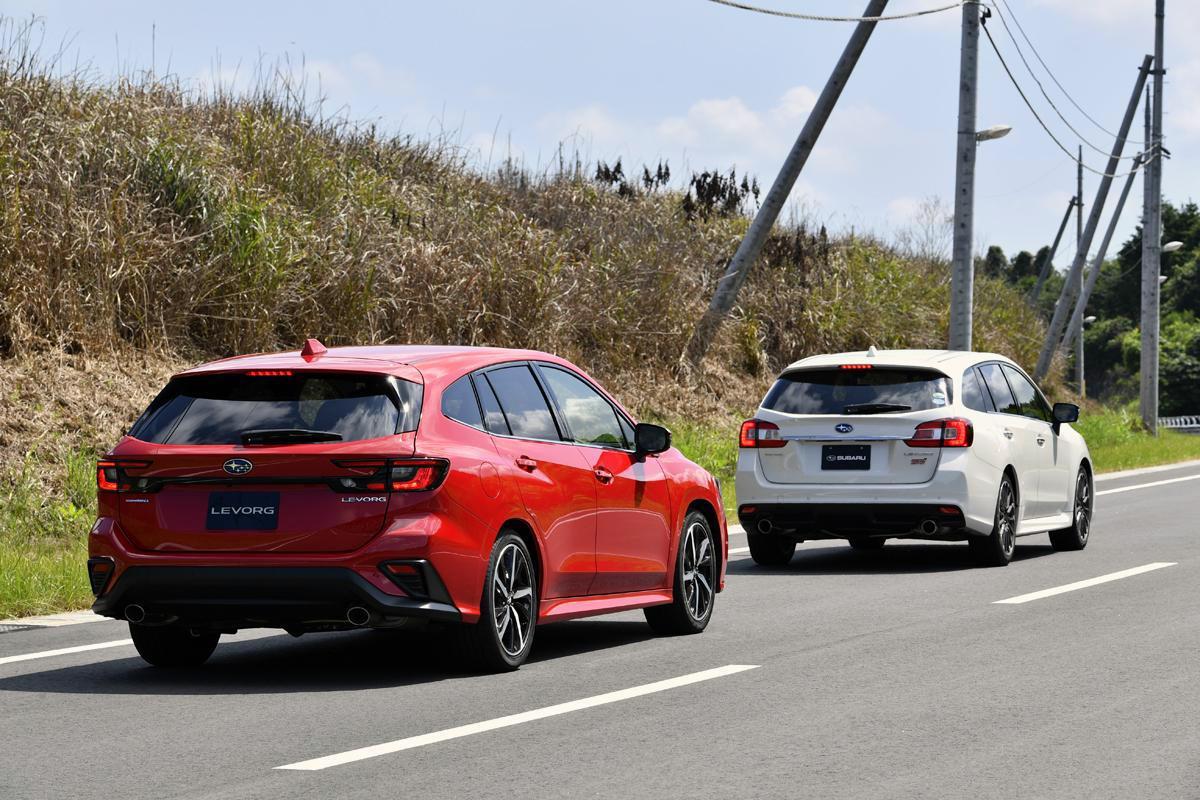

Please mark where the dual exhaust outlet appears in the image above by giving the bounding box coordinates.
[755,518,941,536]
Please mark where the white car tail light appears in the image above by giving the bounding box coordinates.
[739,419,786,449]
[905,418,973,448]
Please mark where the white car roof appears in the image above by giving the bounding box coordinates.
[780,348,1018,375]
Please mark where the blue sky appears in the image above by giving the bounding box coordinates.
[8,0,1198,263]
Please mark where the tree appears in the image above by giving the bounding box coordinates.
[981,245,1007,278]
[1009,250,1037,281]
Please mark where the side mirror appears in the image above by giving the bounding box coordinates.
[1052,402,1079,433]
[634,422,672,458]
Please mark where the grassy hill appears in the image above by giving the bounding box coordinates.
[0,24,1059,616]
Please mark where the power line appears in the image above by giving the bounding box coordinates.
[980,19,1152,179]
[995,0,1145,146]
[704,0,963,23]
[988,2,1140,160]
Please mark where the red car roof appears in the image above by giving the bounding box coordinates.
[175,345,582,384]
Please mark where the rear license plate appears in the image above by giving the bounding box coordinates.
[821,444,871,471]
[206,491,280,530]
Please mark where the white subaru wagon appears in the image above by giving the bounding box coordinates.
[735,349,1093,567]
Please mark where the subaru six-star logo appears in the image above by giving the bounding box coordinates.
[223,458,253,476]
[835,423,854,434]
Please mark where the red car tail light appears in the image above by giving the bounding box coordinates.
[839,364,873,370]
[739,419,786,449]
[905,418,974,448]
[96,460,152,492]
[331,458,448,493]
[245,370,293,377]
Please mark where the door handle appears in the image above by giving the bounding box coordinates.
[1036,436,1047,446]
[593,467,614,484]
[1002,429,1014,440]
[515,456,537,472]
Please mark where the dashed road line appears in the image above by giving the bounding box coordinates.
[276,664,761,771]
[993,562,1177,605]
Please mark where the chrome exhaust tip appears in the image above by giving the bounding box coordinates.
[920,519,939,536]
[756,519,774,534]
[125,604,146,624]
[346,606,371,627]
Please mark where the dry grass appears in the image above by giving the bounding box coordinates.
[0,17,1044,388]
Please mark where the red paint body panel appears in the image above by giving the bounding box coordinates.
[91,345,728,628]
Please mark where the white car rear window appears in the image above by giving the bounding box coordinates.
[762,368,952,415]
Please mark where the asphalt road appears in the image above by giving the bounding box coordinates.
[3,461,1200,799]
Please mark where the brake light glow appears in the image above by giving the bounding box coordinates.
[839,364,873,370]
[905,418,974,448]
[739,419,786,448]
[246,370,293,377]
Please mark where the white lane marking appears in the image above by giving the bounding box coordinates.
[1097,474,1200,497]
[728,546,750,555]
[993,562,1177,605]
[729,524,745,535]
[0,610,111,628]
[1096,459,1200,482]
[0,639,133,666]
[276,664,760,771]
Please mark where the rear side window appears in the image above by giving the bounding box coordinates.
[485,366,561,441]
[442,376,483,428]
[961,368,993,412]
[762,368,951,415]
[473,374,510,435]
[538,366,629,448]
[979,364,1020,416]
[1001,365,1052,422]
[131,372,418,444]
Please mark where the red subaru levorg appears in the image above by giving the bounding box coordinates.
[88,340,727,670]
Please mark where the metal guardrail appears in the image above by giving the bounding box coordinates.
[1159,416,1200,432]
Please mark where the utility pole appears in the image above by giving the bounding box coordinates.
[1074,146,1085,395]
[1033,55,1153,381]
[947,1,982,351]
[1060,155,1144,356]
[1140,0,1166,434]
[680,0,890,374]
[1029,197,1077,306]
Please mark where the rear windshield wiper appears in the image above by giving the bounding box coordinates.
[239,428,344,445]
[843,403,913,415]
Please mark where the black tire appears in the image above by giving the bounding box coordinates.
[129,624,219,667]
[849,537,886,551]
[746,530,796,566]
[970,473,1018,567]
[645,511,717,636]
[456,531,537,672]
[1050,465,1092,551]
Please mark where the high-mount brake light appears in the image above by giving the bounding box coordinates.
[246,369,293,377]
[739,419,786,449]
[839,364,873,370]
[96,459,152,492]
[330,458,448,493]
[905,418,974,448]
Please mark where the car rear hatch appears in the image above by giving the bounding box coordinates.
[748,364,954,485]
[109,369,424,554]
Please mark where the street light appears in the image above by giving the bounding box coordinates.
[1084,315,1098,325]
[975,125,1013,142]
[1159,275,1168,285]
[1163,241,1183,253]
